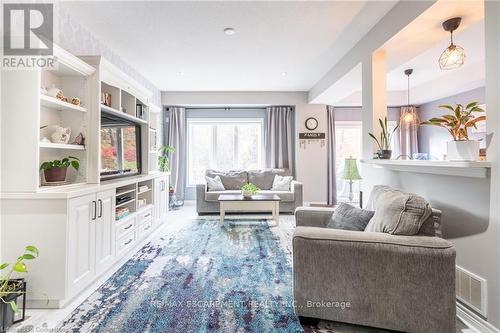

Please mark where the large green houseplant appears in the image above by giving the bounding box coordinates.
[368,117,399,159]
[40,156,80,182]
[0,246,39,331]
[421,102,485,161]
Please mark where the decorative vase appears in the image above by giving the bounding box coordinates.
[44,167,67,182]
[377,149,392,159]
[242,190,252,198]
[447,140,480,161]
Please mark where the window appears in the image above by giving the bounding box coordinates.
[335,121,397,199]
[187,119,264,185]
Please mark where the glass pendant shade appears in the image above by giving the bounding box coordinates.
[400,106,419,127]
[439,43,465,70]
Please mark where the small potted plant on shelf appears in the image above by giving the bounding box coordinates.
[0,245,39,332]
[368,117,399,159]
[158,146,176,172]
[241,183,260,198]
[421,102,485,161]
[40,156,80,183]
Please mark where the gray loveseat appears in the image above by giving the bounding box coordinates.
[293,187,456,333]
[196,169,303,214]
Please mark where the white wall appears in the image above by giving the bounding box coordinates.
[161,91,327,203]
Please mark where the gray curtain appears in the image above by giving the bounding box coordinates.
[399,106,419,159]
[166,106,186,200]
[326,105,337,206]
[265,106,294,174]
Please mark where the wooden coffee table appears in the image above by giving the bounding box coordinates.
[218,194,281,226]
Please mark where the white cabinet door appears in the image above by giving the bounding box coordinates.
[154,177,163,224]
[95,189,116,275]
[67,193,96,297]
[161,176,169,220]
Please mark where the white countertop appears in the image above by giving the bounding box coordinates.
[360,159,491,178]
[1,172,170,200]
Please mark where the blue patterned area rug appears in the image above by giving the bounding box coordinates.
[59,219,306,332]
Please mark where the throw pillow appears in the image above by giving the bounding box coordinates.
[271,175,293,191]
[205,175,225,191]
[326,203,375,231]
[364,189,432,235]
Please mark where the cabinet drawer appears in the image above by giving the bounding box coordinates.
[137,208,153,225]
[117,230,137,255]
[116,217,136,239]
[139,218,153,237]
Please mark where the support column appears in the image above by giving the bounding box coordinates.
[484,0,500,327]
[361,50,388,159]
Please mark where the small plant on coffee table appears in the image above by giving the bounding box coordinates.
[241,183,260,198]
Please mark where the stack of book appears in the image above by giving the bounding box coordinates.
[116,207,130,220]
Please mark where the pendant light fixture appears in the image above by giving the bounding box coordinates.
[439,17,466,70]
[400,69,419,126]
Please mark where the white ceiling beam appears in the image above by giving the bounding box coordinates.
[308,0,436,104]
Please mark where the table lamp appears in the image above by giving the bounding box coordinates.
[343,157,362,202]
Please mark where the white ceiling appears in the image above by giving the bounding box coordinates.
[333,20,485,106]
[59,1,397,91]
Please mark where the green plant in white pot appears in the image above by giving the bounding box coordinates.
[241,183,260,198]
[421,102,485,161]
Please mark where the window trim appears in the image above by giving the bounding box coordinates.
[186,118,265,187]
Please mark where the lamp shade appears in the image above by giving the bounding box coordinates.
[439,44,465,70]
[343,157,361,180]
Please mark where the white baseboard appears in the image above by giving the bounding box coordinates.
[457,303,500,333]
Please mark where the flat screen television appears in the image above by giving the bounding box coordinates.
[100,113,141,180]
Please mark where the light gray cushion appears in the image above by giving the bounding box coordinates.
[205,190,295,202]
[260,190,294,202]
[205,175,225,191]
[205,190,241,201]
[247,169,291,190]
[365,189,432,235]
[271,175,293,191]
[326,203,374,231]
[205,169,248,190]
[365,185,392,211]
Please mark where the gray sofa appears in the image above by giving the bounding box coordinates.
[293,189,456,333]
[196,169,303,214]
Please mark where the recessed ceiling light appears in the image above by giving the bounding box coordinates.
[224,27,235,35]
[281,72,287,76]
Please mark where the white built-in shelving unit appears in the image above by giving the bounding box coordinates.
[148,104,162,173]
[1,44,171,308]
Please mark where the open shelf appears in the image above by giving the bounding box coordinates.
[138,188,151,195]
[116,198,135,208]
[40,94,87,113]
[101,104,147,125]
[39,142,86,150]
[116,188,136,196]
[360,159,492,178]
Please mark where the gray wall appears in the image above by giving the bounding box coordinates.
[418,87,486,159]
[362,86,497,326]
[334,107,400,122]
